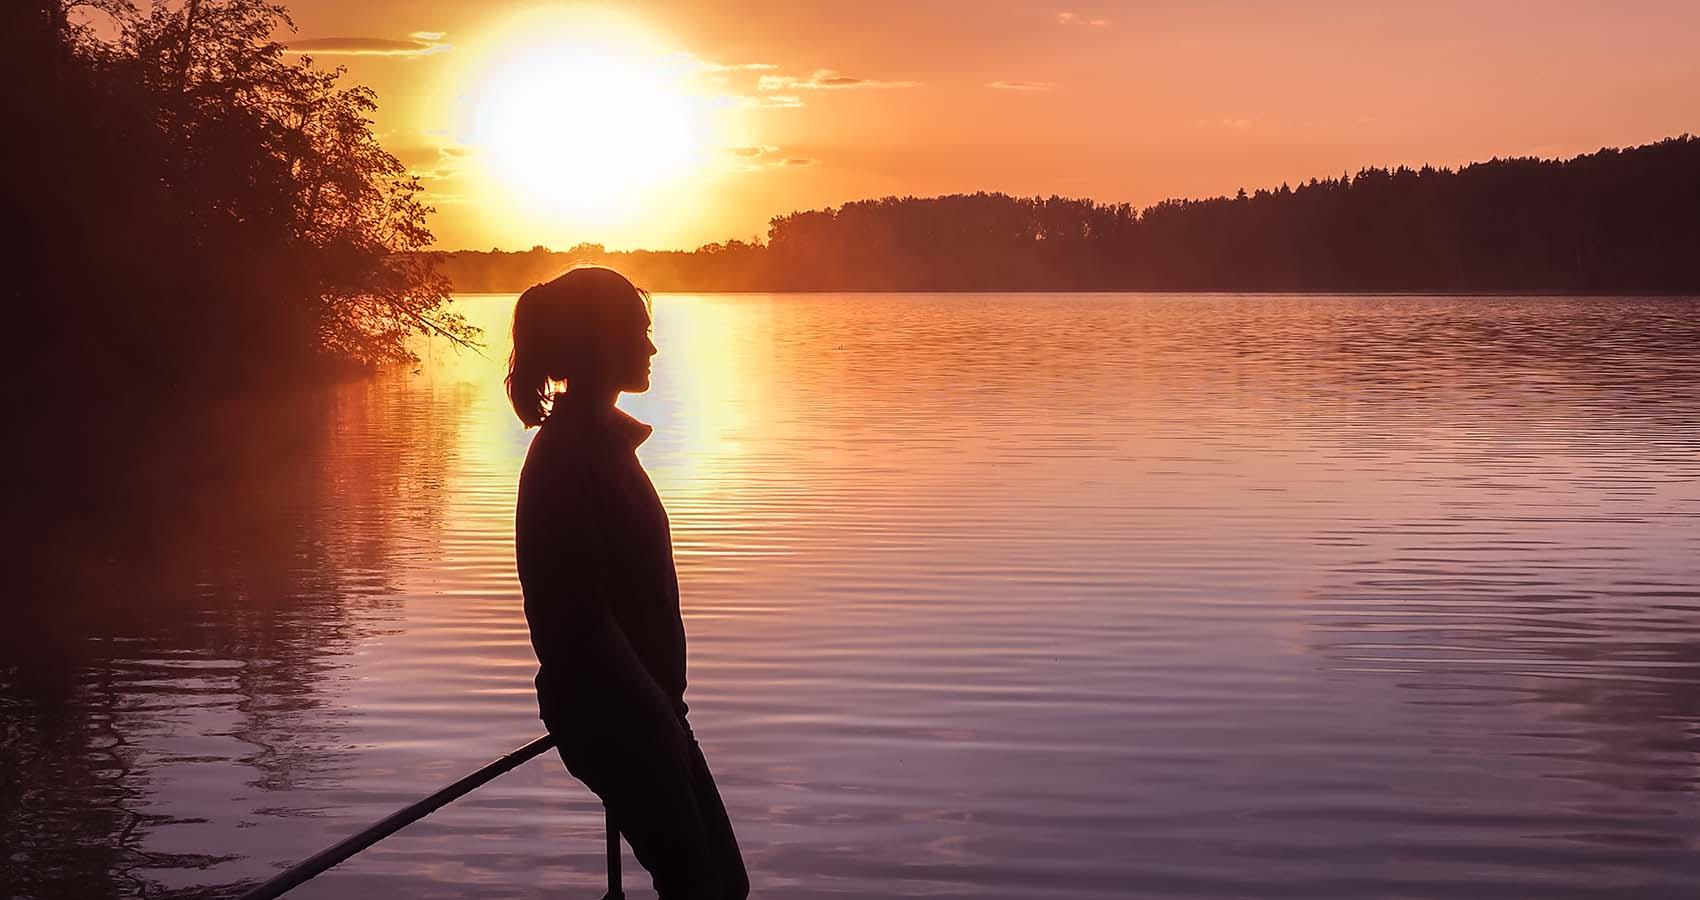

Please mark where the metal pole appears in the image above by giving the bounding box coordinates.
[603,805,624,899]
[238,734,561,900]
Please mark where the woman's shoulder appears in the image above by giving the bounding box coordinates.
[515,427,607,550]
[519,421,602,497]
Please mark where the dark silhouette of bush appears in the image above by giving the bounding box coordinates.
[3,0,475,430]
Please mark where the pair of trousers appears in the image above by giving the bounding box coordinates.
[548,709,748,900]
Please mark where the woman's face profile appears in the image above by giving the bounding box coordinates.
[611,304,657,394]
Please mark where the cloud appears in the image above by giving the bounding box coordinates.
[1194,116,1264,133]
[1056,11,1109,27]
[287,32,452,57]
[721,145,818,171]
[703,62,914,110]
[684,58,779,89]
[393,144,472,180]
[988,80,1057,92]
[757,69,918,91]
[694,60,779,73]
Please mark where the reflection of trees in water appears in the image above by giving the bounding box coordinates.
[1,377,465,899]
[1310,544,1700,795]
[1305,571,1700,896]
[1099,295,1700,424]
[1289,300,1700,864]
[1299,312,1700,833]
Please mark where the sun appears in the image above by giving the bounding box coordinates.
[469,29,710,219]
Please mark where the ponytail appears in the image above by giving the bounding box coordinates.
[505,266,648,428]
[505,345,552,427]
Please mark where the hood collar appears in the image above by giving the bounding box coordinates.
[546,393,653,450]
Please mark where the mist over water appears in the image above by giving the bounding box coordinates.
[5,293,1700,899]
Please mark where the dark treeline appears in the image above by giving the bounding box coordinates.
[440,136,1700,293]
[3,0,474,487]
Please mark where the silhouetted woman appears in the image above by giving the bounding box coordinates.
[508,266,748,899]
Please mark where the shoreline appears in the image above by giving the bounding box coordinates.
[446,288,1700,298]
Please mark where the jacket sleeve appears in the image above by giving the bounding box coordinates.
[516,459,683,738]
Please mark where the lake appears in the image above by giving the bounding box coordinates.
[5,293,1700,899]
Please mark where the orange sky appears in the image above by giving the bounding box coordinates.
[279,0,1700,252]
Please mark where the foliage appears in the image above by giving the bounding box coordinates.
[438,137,1700,293]
[3,0,476,415]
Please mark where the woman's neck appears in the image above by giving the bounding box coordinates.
[557,384,620,415]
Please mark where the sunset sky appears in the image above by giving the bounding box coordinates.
[278,0,1700,251]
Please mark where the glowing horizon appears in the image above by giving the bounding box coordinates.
[281,0,1700,252]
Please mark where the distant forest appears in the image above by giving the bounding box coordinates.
[440,136,1700,293]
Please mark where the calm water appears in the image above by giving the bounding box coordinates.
[6,293,1700,899]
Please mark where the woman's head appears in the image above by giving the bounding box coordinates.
[505,266,655,427]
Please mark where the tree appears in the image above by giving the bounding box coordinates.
[5,0,476,400]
